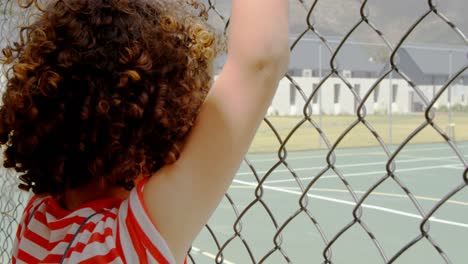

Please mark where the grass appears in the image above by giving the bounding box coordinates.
[248,112,468,153]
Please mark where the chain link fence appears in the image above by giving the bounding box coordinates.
[1,1,32,263]
[1,0,468,263]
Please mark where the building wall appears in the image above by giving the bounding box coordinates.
[268,77,467,116]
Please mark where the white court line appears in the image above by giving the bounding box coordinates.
[232,180,468,229]
[231,186,468,206]
[247,145,468,163]
[248,151,389,162]
[238,156,459,177]
[262,164,459,184]
[230,185,259,189]
[242,187,468,207]
[445,164,467,170]
[191,247,236,264]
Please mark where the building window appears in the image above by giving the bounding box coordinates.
[289,83,296,106]
[288,69,302,77]
[373,85,380,103]
[312,83,319,104]
[354,84,361,112]
[354,84,361,97]
[312,69,321,77]
[392,84,398,103]
[334,84,341,104]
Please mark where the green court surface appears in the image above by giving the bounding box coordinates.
[191,142,468,264]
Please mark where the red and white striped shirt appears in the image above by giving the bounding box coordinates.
[12,180,179,264]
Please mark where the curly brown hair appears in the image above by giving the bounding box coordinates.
[0,0,222,197]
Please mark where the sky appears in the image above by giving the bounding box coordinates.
[201,0,468,47]
[1,0,466,68]
[1,0,467,47]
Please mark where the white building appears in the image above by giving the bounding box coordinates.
[267,38,467,116]
[269,76,467,116]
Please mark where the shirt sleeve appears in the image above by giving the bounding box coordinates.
[116,179,177,264]
[12,194,45,264]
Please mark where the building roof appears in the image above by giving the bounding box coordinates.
[288,36,468,79]
[289,37,387,74]
[405,46,467,76]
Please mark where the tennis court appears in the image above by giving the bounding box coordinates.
[191,142,468,264]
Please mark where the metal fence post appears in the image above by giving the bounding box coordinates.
[318,43,323,149]
[448,51,453,139]
[389,72,393,146]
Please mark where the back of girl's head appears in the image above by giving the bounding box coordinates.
[0,0,222,196]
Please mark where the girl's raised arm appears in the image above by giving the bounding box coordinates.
[143,1,290,262]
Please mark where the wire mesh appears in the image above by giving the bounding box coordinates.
[1,0,467,263]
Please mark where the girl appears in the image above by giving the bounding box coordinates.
[0,0,289,263]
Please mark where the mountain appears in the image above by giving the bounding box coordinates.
[1,0,466,47]
[202,0,468,47]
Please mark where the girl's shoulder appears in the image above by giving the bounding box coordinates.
[14,180,177,264]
